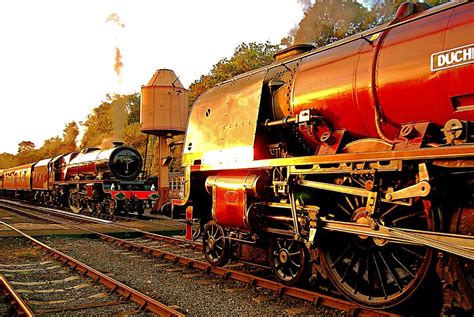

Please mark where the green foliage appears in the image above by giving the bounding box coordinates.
[123,122,147,154]
[62,121,79,153]
[282,0,372,47]
[1,1,452,172]
[0,153,17,169]
[80,93,142,148]
[80,99,113,148]
[126,92,141,125]
[38,136,64,158]
[0,122,80,168]
[283,0,450,48]
[188,42,280,105]
[17,141,35,154]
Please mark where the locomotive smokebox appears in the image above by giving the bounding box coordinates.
[140,69,189,136]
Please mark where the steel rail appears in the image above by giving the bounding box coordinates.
[0,199,199,249]
[0,201,106,225]
[98,235,399,317]
[0,221,184,317]
[0,274,35,317]
[1,200,397,316]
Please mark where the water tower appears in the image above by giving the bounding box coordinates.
[141,69,188,212]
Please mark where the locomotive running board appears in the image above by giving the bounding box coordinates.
[319,217,474,260]
[189,144,474,172]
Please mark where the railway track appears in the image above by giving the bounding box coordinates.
[0,221,183,316]
[0,199,400,316]
[0,199,196,246]
[0,273,34,316]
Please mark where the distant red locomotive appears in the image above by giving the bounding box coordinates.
[0,143,158,216]
[167,1,474,313]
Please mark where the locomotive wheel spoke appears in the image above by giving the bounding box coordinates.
[336,202,352,217]
[342,250,357,283]
[353,256,367,294]
[400,246,424,259]
[330,244,352,269]
[391,211,426,224]
[390,251,415,278]
[319,175,436,308]
[379,205,399,220]
[379,251,402,292]
[289,258,301,268]
[373,253,388,299]
[344,195,355,211]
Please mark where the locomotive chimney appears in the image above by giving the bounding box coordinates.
[273,44,314,61]
[113,141,124,147]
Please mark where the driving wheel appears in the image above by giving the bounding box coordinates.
[203,220,229,266]
[319,175,436,308]
[269,238,309,286]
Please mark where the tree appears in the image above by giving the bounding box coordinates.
[62,121,79,152]
[123,122,147,152]
[0,153,17,168]
[37,136,64,158]
[188,42,280,105]
[284,0,451,48]
[18,141,35,154]
[369,0,449,26]
[80,93,143,148]
[126,92,141,125]
[80,100,113,148]
[282,0,373,47]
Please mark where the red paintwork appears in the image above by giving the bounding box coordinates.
[3,164,33,191]
[292,3,474,140]
[64,149,101,180]
[185,206,193,240]
[107,190,158,200]
[31,159,52,190]
[212,185,249,231]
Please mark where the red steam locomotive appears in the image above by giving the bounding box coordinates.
[0,143,158,216]
[171,1,474,312]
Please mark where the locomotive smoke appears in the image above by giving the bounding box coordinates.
[100,137,113,149]
[106,13,125,79]
[106,13,127,143]
[112,96,128,142]
[298,0,313,11]
[106,13,125,28]
[114,47,123,77]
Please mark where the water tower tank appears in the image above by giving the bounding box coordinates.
[140,69,189,135]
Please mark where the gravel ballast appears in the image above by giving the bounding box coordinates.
[43,236,344,316]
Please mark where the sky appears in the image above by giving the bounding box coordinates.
[0,0,305,154]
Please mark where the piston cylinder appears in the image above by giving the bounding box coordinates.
[205,173,266,231]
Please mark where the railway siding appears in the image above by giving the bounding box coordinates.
[0,222,184,316]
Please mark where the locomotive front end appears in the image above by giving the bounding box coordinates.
[97,144,143,181]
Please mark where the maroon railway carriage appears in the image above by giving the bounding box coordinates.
[3,163,34,191]
[173,1,474,313]
[0,144,158,216]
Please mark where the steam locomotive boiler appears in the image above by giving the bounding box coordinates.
[173,1,474,312]
[65,143,142,181]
